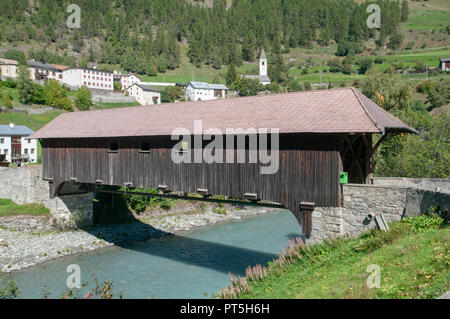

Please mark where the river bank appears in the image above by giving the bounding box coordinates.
[0,203,279,273]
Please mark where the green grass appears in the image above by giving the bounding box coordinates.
[0,111,61,131]
[0,198,50,217]
[221,216,449,299]
[406,10,450,30]
[0,86,20,106]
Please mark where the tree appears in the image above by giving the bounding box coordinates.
[357,59,373,75]
[361,67,412,111]
[74,87,93,111]
[387,32,404,50]
[269,54,288,85]
[161,86,185,103]
[32,83,45,104]
[287,79,303,92]
[375,109,449,178]
[234,77,264,96]
[3,49,26,65]
[225,64,238,87]
[17,65,34,104]
[327,58,342,73]
[242,31,256,62]
[43,80,73,111]
[2,95,13,109]
[401,0,409,23]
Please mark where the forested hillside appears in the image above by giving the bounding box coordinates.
[0,0,405,75]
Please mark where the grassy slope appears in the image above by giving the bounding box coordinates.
[0,198,50,218]
[233,224,449,299]
[0,111,60,131]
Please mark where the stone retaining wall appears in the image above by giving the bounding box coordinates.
[373,177,450,193]
[0,166,93,228]
[309,183,450,242]
[90,90,137,103]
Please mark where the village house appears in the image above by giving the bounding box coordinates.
[126,83,161,105]
[186,81,228,101]
[243,48,271,85]
[0,123,37,165]
[440,58,450,71]
[62,67,114,91]
[28,60,64,82]
[0,58,18,79]
[120,73,141,90]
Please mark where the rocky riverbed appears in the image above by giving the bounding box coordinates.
[0,204,279,273]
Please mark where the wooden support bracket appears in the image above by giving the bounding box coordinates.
[300,202,315,238]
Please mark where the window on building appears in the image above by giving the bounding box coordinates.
[4,149,8,155]
[141,142,151,152]
[0,138,4,144]
[24,149,28,154]
[31,149,35,154]
[109,142,119,152]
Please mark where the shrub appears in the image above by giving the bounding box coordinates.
[414,61,426,73]
[74,87,93,111]
[3,78,16,88]
[327,58,342,73]
[401,214,445,234]
[0,276,20,299]
[158,198,177,210]
[2,95,13,109]
[121,188,154,214]
[357,59,373,75]
[406,41,415,50]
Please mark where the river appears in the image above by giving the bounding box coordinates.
[11,210,301,299]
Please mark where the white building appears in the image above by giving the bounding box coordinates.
[28,60,64,82]
[126,83,161,105]
[0,58,18,79]
[120,74,141,90]
[0,124,37,164]
[440,58,450,71]
[62,67,114,91]
[243,48,271,85]
[186,81,228,101]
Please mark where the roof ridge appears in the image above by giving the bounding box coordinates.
[64,88,357,117]
[351,87,382,133]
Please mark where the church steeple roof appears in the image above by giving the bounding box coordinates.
[260,48,267,60]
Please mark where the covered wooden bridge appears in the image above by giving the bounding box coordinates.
[30,88,416,236]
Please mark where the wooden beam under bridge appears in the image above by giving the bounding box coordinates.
[95,188,286,210]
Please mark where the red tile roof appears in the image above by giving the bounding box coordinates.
[30,88,416,139]
[51,64,69,71]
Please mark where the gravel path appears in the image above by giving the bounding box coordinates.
[0,206,279,273]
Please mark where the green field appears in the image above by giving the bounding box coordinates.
[219,215,449,299]
[0,198,50,218]
[406,10,450,30]
[0,111,61,131]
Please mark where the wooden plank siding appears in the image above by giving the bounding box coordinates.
[40,133,365,217]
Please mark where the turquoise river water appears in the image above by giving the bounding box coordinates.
[11,210,301,299]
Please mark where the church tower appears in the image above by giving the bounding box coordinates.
[259,48,267,77]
